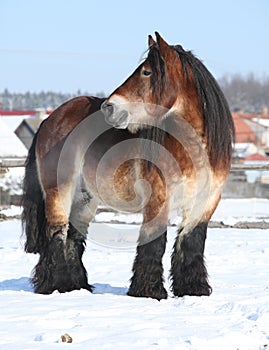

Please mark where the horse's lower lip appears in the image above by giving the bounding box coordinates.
[106,110,128,128]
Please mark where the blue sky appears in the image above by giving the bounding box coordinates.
[0,0,268,94]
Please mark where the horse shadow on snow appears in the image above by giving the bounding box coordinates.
[0,277,128,296]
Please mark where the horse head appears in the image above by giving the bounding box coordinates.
[101,32,185,133]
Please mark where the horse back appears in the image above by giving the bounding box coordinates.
[36,96,105,159]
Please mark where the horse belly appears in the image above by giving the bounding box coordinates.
[83,159,144,213]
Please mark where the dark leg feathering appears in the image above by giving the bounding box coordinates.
[32,224,92,294]
[128,229,168,300]
[170,222,212,297]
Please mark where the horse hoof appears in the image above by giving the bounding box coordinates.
[127,286,168,301]
[84,284,94,293]
[172,283,212,297]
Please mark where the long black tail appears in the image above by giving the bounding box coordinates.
[22,131,46,254]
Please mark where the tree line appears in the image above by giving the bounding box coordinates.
[0,89,105,111]
[218,73,269,113]
[0,73,269,113]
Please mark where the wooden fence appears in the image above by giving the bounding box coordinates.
[1,158,269,228]
[231,163,269,171]
[2,158,269,171]
[0,158,26,169]
[2,157,269,171]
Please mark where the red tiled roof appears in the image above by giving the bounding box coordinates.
[245,153,269,161]
[0,110,36,116]
[232,113,257,143]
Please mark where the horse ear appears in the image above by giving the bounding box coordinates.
[155,32,173,59]
[148,35,156,48]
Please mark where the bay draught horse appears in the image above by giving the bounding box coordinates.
[23,32,234,299]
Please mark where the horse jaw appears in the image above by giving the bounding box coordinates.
[104,94,169,133]
[127,122,146,134]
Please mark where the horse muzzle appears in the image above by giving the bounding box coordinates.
[101,101,129,129]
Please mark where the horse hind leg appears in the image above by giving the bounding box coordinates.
[30,181,69,293]
[33,223,93,294]
[32,179,95,294]
[32,224,69,294]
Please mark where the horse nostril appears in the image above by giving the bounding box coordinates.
[101,101,114,117]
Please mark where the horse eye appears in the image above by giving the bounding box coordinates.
[141,69,152,77]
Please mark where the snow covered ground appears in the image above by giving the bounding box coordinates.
[0,202,269,349]
[2,197,269,225]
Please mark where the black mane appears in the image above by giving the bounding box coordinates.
[147,44,235,167]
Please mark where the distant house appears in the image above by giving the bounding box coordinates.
[0,119,27,158]
[244,153,269,184]
[0,109,36,117]
[232,113,258,143]
[233,142,258,159]
[15,118,43,149]
[244,153,269,162]
[0,109,36,133]
[0,107,51,150]
[232,112,269,158]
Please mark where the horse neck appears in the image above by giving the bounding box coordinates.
[169,99,204,140]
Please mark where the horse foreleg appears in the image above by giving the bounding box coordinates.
[64,223,93,292]
[170,193,221,297]
[128,199,168,300]
[170,221,211,297]
[128,229,167,300]
[64,188,98,292]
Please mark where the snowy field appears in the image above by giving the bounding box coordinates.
[0,200,269,349]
